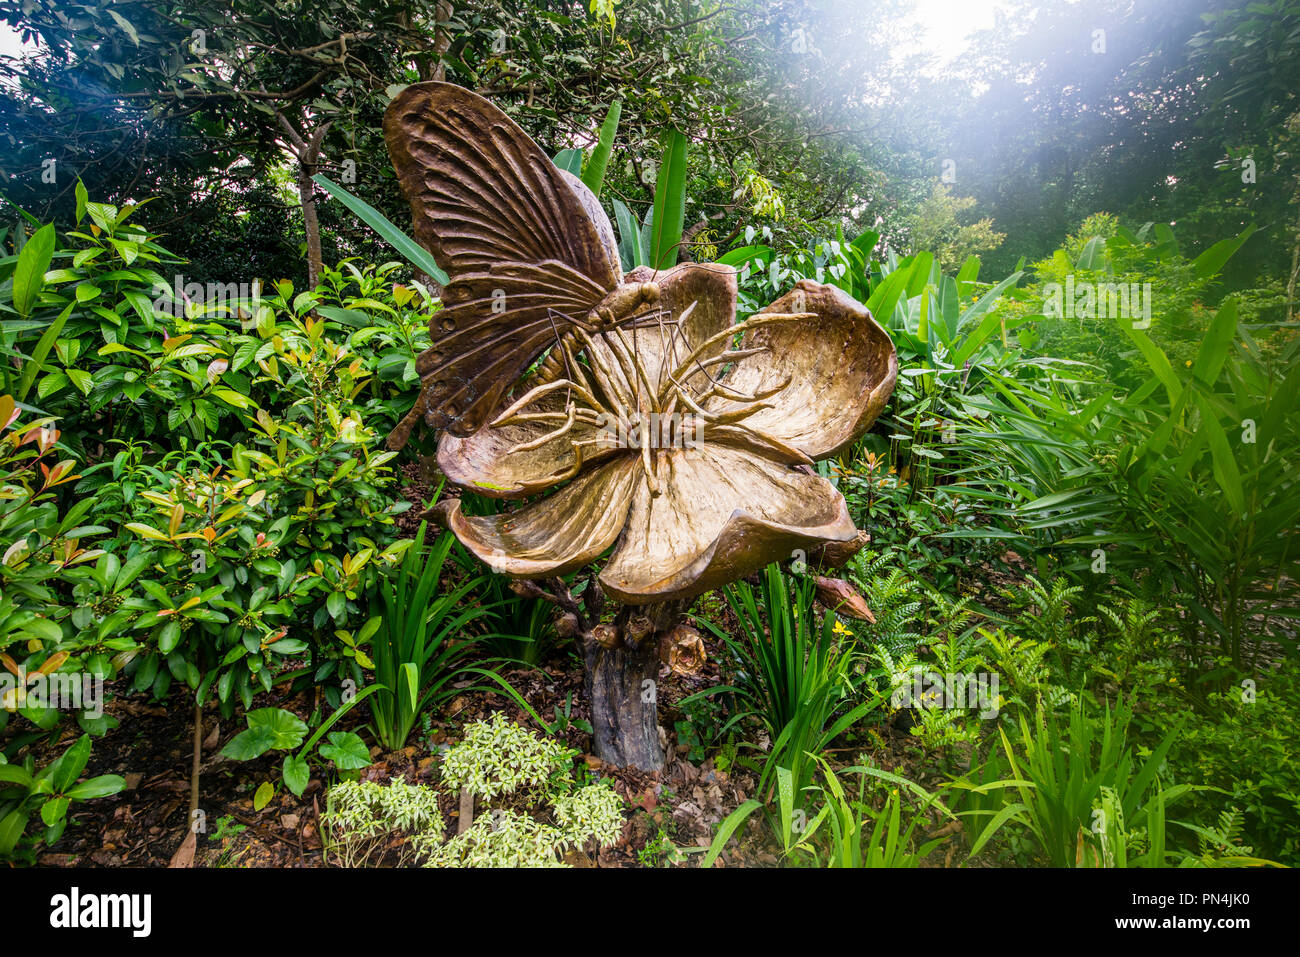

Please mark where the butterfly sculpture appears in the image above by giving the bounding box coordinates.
[383,82,665,448]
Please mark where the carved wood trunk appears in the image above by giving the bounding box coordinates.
[581,599,693,771]
[583,636,663,771]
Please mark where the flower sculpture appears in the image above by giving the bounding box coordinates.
[434,267,897,605]
[381,81,897,768]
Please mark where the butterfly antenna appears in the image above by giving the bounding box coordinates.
[545,308,575,408]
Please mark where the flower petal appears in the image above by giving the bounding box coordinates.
[707,280,897,459]
[440,458,639,577]
[599,443,857,603]
[591,262,737,396]
[437,389,613,499]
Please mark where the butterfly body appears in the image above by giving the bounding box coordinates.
[586,281,661,330]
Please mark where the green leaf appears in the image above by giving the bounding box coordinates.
[12,223,56,318]
[0,764,34,788]
[312,175,449,285]
[245,707,308,750]
[553,148,584,176]
[221,726,279,761]
[1197,394,1245,516]
[1191,225,1257,279]
[0,808,30,857]
[318,731,371,770]
[400,661,419,706]
[17,299,77,401]
[1123,326,1181,404]
[315,306,374,328]
[1191,298,1237,387]
[212,388,254,410]
[904,252,935,300]
[158,620,182,654]
[613,198,645,270]
[282,754,309,798]
[45,735,92,794]
[1076,235,1106,270]
[955,254,981,294]
[106,9,140,45]
[20,617,64,644]
[326,591,345,620]
[965,801,1028,859]
[649,129,687,270]
[64,775,124,800]
[75,180,88,224]
[702,799,763,867]
[580,100,622,196]
[717,244,773,268]
[66,368,93,396]
[850,229,880,258]
[253,780,275,811]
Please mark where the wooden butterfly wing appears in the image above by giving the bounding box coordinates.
[383,82,622,443]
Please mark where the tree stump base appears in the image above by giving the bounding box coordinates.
[581,598,693,771]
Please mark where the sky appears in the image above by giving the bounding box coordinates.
[902,0,1012,67]
[0,22,21,58]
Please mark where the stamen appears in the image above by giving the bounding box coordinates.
[489,378,600,428]
[609,326,660,415]
[506,402,576,454]
[660,311,813,406]
[575,328,635,411]
[701,375,793,405]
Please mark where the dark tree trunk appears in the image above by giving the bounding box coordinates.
[275,113,331,289]
[581,598,694,771]
[584,635,663,771]
[499,576,694,771]
[297,167,323,289]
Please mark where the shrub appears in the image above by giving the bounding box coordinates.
[321,715,625,868]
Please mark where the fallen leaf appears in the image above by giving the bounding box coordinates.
[168,830,196,869]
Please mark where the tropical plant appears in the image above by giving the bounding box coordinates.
[692,564,882,807]
[322,714,625,868]
[957,699,1196,867]
[0,734,124,863]
[365,523,491,750]
[703,753,948,868]
[220,685,382,801]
